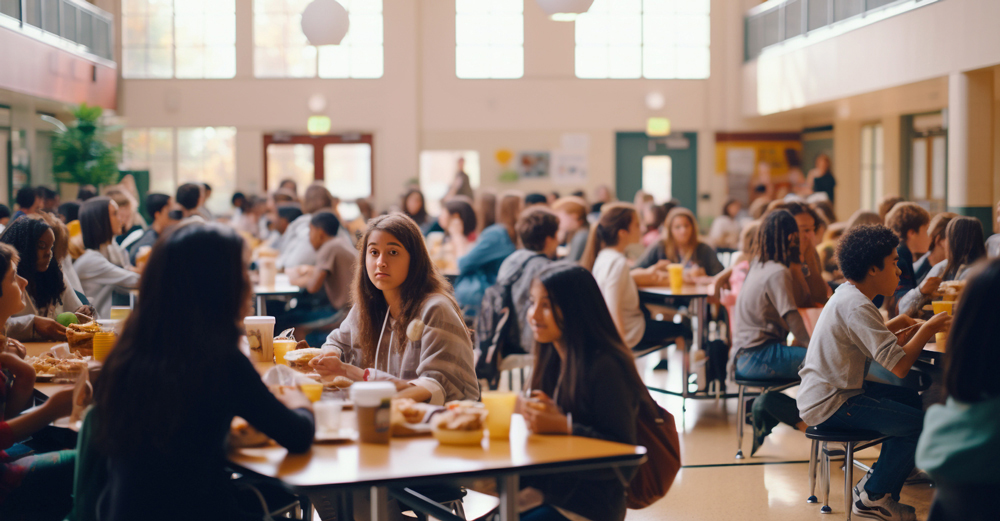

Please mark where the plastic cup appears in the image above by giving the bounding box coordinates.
[109,306,131,321]
[243,316,275,363]
[931,301,954,316]
[258,257,277,288]
[314,401,343,434]
[667,263,684,293]
[273,339,297,366]
[352,382,396,444]
[92,331,116,362]
[300,381,323,402]
[935,332,948,347]
[481,391,517,439]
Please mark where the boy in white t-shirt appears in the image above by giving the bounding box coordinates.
[797,225,950,521]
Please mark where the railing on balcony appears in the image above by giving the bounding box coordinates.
[745,0,942,62]
[0,0,114,63]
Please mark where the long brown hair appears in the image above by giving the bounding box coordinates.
[496,191,523,244]
[942,217,986,280]
[944,258,1000,402]
[351,213,463,368]
[662,207,700,262]
[579,202,637,271]
[529,264,647,413]
[475,190,497,233]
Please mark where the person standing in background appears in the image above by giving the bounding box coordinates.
[446,157,474,200]
[807,154,836,203]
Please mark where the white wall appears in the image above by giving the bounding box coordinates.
[117,0,786,217]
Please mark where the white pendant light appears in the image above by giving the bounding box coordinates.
[301,0,350,46]
[535,0,595,21]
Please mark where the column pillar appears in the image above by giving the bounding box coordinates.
[947,70,994,234]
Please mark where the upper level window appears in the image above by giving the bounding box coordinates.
[122,0,236,79]
[575,0,709,79]
[455,0,523,79]
[254,0,384,79]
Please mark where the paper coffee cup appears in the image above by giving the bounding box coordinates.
[244,316,275,363]
[351,382,396,444]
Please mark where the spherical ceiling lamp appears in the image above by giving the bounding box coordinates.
[535,0,596,21]
[301,0,350,46]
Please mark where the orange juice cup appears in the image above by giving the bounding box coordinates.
[109,306,131,321]
[481,391,517,439]
[667,264,684,293]
[931,301,954,316]
[300,382,323,402]
[273,339,297,365]
[935,332,948,347]
[93,331,116,362]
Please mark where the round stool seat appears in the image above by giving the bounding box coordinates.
[805,426,884,443]
[733,377,800,388]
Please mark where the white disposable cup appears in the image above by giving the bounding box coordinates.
[244,316,275,363]
[258,257,277,287]
[314,401,343,433]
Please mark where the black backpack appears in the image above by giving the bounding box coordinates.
[474,254,543,389]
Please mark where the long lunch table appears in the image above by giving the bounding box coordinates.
[228,414,646,521]
[637,284,741,412]
[254,273,304,316]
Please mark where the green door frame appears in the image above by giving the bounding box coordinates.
[615,132,699,215]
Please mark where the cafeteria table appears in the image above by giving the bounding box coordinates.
[228,414,646,521]
[254,273,304,316]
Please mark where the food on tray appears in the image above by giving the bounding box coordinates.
[330,376,354,389]
[229,417,271,448]
[27,353,60,376]
[57,312,79,327]
[392,398,436,424]
[53,359,89,381]
[66,321,101,355]
[938,280,966,300]
[283,348,323,371]
[432,405,487,445]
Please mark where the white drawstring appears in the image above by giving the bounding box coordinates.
[374,310,390,374]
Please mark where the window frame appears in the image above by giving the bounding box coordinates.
[121,0,237,79]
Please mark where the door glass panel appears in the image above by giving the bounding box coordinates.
[419,150,481,216]
[323,143,372,221]
[267,143,314,194]
[931,135,946,200]
[642,155,672,203]
[911,138,927,200]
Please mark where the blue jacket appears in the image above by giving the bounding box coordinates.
[453,224,516,313]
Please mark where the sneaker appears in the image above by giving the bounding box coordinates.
[853,488,916,521]
[904,467,933,485]
[853,470,871,498]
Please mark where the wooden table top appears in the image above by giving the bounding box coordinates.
[229,414,646,490]
[639,284,713,298]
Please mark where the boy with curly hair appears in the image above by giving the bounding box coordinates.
[797,225,950,521]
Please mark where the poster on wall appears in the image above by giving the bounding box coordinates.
[517,151,550,179]
[551,150,588,185]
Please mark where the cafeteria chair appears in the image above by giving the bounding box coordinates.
[805,426,887,520]
[390,486,468,521]
[733,376,799,459]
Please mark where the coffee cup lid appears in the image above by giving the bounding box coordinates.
[351,381,396,407]
[244,316,276,324]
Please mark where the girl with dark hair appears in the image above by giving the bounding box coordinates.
[517,263,648,521]
[440,196,479,249]
[0,217,91,321]
[311,213,478,404]
[450,192,522,314]
[74,223,315,521]
[898,216,987,318]
[636,207,724,277]
[912,212,956,283]
[401,189,433,234]
[57,201,80,224]
[0,242,76,520]
[582,203,689,352]
[732,210,812,455]
[916,258,1000,512]
[73,197,140,317]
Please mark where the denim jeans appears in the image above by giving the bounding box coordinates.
[735,343,806,380]
[818,381,923,500]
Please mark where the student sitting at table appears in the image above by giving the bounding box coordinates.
[884,202,932,317]
[278,184,351,270]
[731,210,813,455]
[636,207,724,277]
[452,193,522,315]
[311,213,479,404]
[71,223,315,521]
[550,196,590,262]
[911,211,955,284]
[768,201,831,305]
[74,197,141,318]
[263,203,303,252]
[0,217,94,321]
[898,216,986,318]
[581,203,690,353]
[0,243,76,520]
[916,258,1000,520]
[516,263,646,521]
[494,207,559,354]
[126,193,176,265]
[797,225,950,521]
[284,211,356,345]
[401,188,434,235]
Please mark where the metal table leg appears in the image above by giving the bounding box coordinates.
[497,474,519,521]
[371,486,389,521]
[257,295,266,316]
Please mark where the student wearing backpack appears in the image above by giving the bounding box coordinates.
[496,209,560,348]
[517,263,679,521]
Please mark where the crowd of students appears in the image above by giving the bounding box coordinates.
[1,171,999,520]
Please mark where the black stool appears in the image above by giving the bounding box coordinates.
[733,377,799,459]
[805,426,887,520]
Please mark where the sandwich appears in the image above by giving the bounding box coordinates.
[283,348,323,371]
[66,321,101,355]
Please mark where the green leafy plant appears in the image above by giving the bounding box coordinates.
[51,103,121,188]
